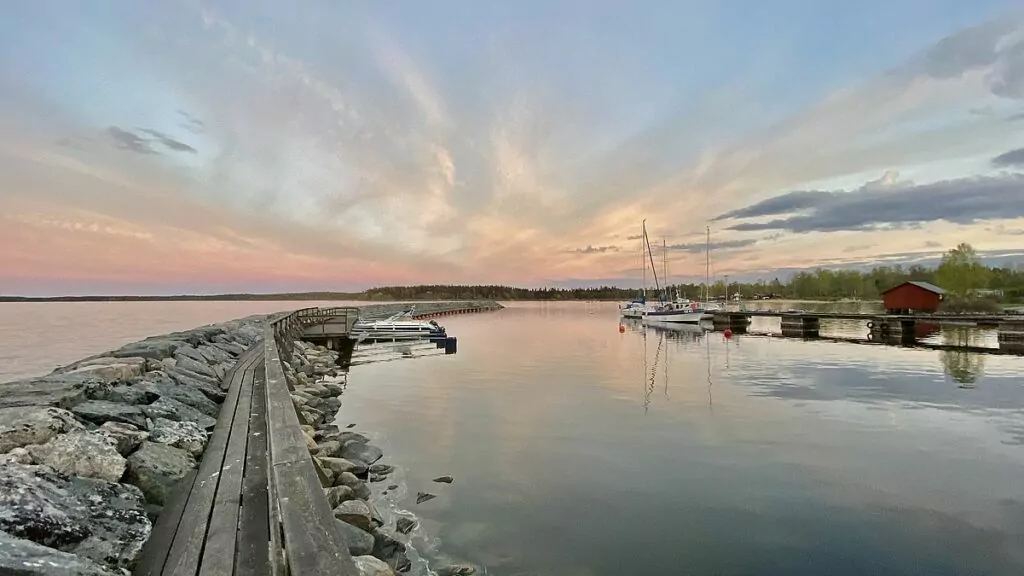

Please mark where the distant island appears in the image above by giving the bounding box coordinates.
[5,244,1022,306]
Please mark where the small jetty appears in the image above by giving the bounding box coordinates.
[710,310,1024,354]
[135,301,499,576]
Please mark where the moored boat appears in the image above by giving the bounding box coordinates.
[350,308,447,341]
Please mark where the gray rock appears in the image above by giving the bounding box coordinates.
[125,442,196,505]
[0,463,150,571]
[333,500,373,531]
[436,564,477,576]
[149,418,208,458]
[171,354,218,380]
[318,457,367,478]
[173,345,207,365]
[352,481,372,500]
[340,442,383,465]
[1,448,33,465]
[371,531,410,573]
[315,440,343,458]
[0,373,103,409]
[71,401,148,429]
[369,464,395,483]
[165,370,226,404]
[353,555,396,576]
[415,492,436,504]
[212,341,246,357]
[325,485,355,508]
[27,431,127,483]
[395,517,416,535]
[197,344,233,364]
[314,426,341,441]
[433,475,454,484]
[111,338,180,360]
[335,519,374,556]
[59,357,147,383]
[0,530,117,576]
[321,397,342,413]
[303,384,331,398]
[99,422,149,456]
[89,383,159,405]
[0,407,84,453]
[142,397,217,431]
[290,394,310,408]
[148,372,223,412]
[299,407,326,427]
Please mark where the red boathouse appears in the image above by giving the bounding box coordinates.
[881,281,946,314]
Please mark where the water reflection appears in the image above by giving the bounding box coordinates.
[941,327,987,387]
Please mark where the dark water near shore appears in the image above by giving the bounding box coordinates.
[3,300,1024,574]
[342,302,1024,576]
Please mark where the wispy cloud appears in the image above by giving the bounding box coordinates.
[567,245,620,254]
[992,147,1024,166]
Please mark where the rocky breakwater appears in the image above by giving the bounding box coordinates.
[0,315,265,575]
[281,341,407,576]
[281,340,477,576]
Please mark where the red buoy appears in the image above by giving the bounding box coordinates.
[618,324,626,333]
[723,328,733,339]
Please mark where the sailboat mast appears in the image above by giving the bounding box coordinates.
[641,220,647,300]
[663,238,668,301]
[705,226,710,301]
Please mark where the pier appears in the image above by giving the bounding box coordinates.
[711,310,1024,354]
[131,301,500,576]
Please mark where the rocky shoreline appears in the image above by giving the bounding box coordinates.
[0,315,265,575]
[0,305,493,576]
[282,339,477,576]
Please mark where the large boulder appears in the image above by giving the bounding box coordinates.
[136,373,221,416]
[149,418,208,458]
[325,485,355,508]
[353,555,396,576]
[0,374,105,409]
[89,383,159,405]
[0,530,117,576]
[109,338,181,361]
[58,357,147,383]
[317,457,366,478]
[71,401,148,429]
[142,397,217,431]
[371,531,411,574]
[334,500,373,531]
[171,354,218,380]
[340,441,383,466]
[335,519,374,556]
[0,407,84,453]
[197,345,233,364]
[212,341,246,357]
[98,422,149,456]
[27,431,127,483]
[125,442,196,505]
[0,463,150,571]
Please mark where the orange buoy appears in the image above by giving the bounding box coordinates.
[618,324,626,333]
[723,328,733,339]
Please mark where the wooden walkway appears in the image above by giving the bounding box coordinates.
[134,308,360,576]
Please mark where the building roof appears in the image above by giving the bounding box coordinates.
[882,280,946,295]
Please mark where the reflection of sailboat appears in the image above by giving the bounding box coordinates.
[643,330,664,413]
[642,321,708,343]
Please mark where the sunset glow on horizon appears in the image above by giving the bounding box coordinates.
[3,1,1024,296]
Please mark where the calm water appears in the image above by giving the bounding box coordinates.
[3,301,1023,574]
[341,302,1024,575]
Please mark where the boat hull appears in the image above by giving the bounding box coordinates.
[642,310,706,324]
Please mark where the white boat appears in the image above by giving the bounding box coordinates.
[349,309,447,341]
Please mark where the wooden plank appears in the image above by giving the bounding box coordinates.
[132,469,197,576]
[161,347,263,576]
[197,361,257,576]
[235,361,272,576]
[262,325,358,576]
[271,460,359,576]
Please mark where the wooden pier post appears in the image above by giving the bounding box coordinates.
[998,320,1024,353]
[781,315,819,338]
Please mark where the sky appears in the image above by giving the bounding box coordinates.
[2,1,1024,296]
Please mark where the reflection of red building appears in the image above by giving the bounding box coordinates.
[881,281,945,314]
[915,322,940,340]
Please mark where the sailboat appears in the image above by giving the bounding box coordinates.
[620,220,657,318]
[641,226,707,324]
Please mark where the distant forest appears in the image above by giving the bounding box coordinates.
[6,245,1023,303]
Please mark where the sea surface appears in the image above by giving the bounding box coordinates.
[3,300,1024,575]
